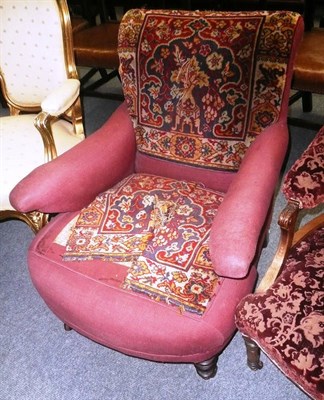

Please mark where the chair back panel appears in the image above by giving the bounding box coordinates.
[0,0,74,109]
[283,125,324,209]
[118,9,301,172]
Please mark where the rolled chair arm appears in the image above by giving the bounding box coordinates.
[209,122,289,279]
[10,102,136,213]
[41,79,80,116]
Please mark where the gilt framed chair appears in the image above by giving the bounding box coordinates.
[235,126,324,399]
[0,0,85,233]
[10,9,303,378]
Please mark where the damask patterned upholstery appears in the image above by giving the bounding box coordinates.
[9,9,303,379]
[283,125,324,208]
[235,126,324,399]
[235,228,324,399]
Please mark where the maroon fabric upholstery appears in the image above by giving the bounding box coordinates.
[119,9,303,278]
[9,9,303,373]
[235,125,324,397]
[235,227,324,399]
[28,210,257,362]
[10,103,136,213]
[209,121,290,277]
[283,125,324,209]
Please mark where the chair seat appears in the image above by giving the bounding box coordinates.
[73,21,120,69]
[27,173,257,363]
[0,114,83,209]
[292,28,324,94]
[235,227,324,399]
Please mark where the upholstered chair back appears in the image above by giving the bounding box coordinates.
[0,0,76,110]
[283,127,324,209]
[118,9,301,190]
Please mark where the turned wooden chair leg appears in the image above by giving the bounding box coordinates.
[301,91,312,113]
[242,335,263,371]
[194,356,218,380]
[64,323,73,331]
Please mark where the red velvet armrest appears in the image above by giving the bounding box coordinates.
[10,102,136,213]
[209,122,289,279]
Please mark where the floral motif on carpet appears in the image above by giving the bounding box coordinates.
[63,174,224,315]
[118,9,300,171]
[235,227,324,399]
[283,125,324,209]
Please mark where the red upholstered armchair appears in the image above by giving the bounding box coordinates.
[10,9,303,378]
[235,126,324,399]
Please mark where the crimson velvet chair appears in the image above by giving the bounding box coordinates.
[10,9,303,378]
[235,126,324,399]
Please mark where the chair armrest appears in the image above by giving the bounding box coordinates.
[41,79,80,116]
[209,122,289,279]
[257,211,324,293]
[256,200,300,293]
[10,102,136,213]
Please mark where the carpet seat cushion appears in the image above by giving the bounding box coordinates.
[235,227,324,399]
[28,173,257,363]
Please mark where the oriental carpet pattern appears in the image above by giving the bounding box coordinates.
[63,174,224,315]
[118,9,300,171]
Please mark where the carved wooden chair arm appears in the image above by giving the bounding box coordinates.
[257,203,324,293]
[34,79,84,162]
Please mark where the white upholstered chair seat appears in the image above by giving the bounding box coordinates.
[0,114,83,210]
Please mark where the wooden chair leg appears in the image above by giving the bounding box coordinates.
[194,356,218,379]
[64,323,73,331]
[242,335,263,371]
[301,92,313,113]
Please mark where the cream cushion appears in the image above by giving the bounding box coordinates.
[0,0,68,107]
[0,115,83,210]
[41,79,80,116]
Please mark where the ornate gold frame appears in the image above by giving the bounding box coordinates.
[0,0,84,233]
